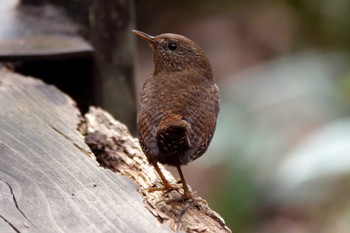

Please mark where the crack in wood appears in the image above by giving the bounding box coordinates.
[73,142,94,157]
[49,124,71,140]
[49,124,93,157]
[0,179,32,226]
[0,214,21,233]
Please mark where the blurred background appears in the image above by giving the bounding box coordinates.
[1,0,350,232]
[135,1,350,232]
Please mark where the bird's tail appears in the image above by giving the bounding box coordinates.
[156,114,192,154]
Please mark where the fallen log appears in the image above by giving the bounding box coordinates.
[0,68,231,232]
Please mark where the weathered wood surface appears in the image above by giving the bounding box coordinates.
[0,68,170,233]
[84,108,231,233]
[0,68,231,232]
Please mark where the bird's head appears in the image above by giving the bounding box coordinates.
[132,30,212,76]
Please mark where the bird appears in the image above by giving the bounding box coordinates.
[132,30,220,201]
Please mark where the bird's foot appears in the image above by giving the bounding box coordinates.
[146,183,205,204]
[164,190,207,205]
[146,182,182,193]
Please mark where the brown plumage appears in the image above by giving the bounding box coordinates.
[133,30,220,200]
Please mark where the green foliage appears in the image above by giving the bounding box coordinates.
[210,163,259,232]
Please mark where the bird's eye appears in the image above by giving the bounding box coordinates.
[168,43,177,51]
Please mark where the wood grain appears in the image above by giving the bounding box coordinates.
[0,68,170,233]
[84,108,231,233]
[0,68,231,233]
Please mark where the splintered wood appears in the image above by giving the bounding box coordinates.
[83,107,231,233]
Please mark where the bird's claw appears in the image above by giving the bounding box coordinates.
[146,183,182,193]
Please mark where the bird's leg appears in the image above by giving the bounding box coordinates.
[174,165,207,204]
[147,162,180,192]
[176,165,192,200]
[154,165,199,204]
[148,163,206,204]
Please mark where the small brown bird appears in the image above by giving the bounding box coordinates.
[133,30,220,201]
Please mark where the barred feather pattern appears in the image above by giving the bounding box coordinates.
[137,70,219,166]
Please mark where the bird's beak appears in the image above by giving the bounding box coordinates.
[132,30,156,45]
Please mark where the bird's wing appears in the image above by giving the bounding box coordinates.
[182,83,220,163]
